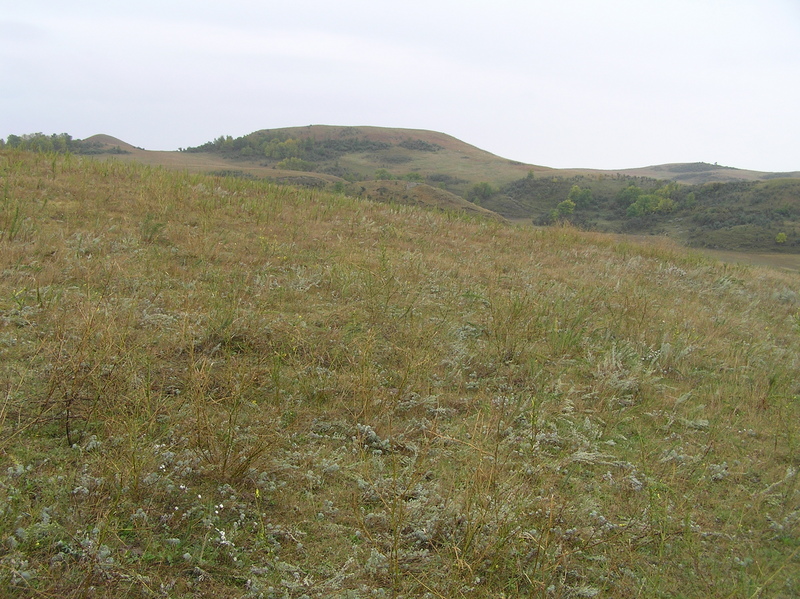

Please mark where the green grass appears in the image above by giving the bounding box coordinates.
[1,149,800,597]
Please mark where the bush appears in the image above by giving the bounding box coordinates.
[276,157,315,172]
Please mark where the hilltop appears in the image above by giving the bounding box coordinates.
[82,134,139,152]
[619,161,800,183]
[1,149,800,597]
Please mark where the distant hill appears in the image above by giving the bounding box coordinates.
[1,132,133,156]
[181,125,555,190]
[179,125,798,186]
[82,134,140,152]
[617,161,800,184]
[4,126,800,251]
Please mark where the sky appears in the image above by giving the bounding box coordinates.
[2,0,799,172]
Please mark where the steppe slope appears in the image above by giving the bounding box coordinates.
[1,150,799,597]
[84,126,799,185]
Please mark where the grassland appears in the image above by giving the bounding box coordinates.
[177,126,799,187]
[80,127,800,253]
[9,129,800,254]
[1,150,800,597]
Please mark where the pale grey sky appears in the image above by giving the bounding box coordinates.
[2,0,799,171]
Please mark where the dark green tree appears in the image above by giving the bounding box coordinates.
[567,185,593,208]
[616,185,644,208]
[469,182,495,204]
[557,198,576,217]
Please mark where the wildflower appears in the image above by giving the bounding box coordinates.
[216,528,234,547]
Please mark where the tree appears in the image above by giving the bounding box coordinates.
[626,195,658,218]
[277,157,314,171]
[624,183,677,218]
[654,196,675,213]
[776,232,788,244]
[545,199,575,223]
[567,185,592,208]
[616,185,643,208]
[469,182,495,204]
[556,198,575,217]
[264,138,302,160]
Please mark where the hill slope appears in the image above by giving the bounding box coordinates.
[82,134,140,152]
[2,150,800,597]
[181,124,554,188]
[354,179,504,220]
[5,127,800,251]
[618,161,800,184]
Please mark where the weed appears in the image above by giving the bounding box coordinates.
[139,212,166,243]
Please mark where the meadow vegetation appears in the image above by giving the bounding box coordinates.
[181,129,800,252]
[485,175,800,252]
[1,150,800,597]
[6,129,800,254]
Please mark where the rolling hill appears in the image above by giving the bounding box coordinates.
[84,126,800,187]
[2,150,800,597]
[6,127,800,252]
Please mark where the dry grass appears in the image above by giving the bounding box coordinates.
[87,125,789,188]
[86,125,552,186]
[1,150,799,598]
[356,180,502,220]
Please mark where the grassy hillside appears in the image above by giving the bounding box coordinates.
[143,127,800,252]
[349,180,504,221]
[2,150,800,597]
[181,125,550,194]
[485,174,800,252]
[618,161,800,184]
[6,129,800,253]
[180,126,799,187]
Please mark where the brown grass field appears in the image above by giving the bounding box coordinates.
[1,149,799,597]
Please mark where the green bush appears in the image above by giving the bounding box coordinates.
[276,157,315,171]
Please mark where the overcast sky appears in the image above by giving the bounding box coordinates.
[2,0,799,171]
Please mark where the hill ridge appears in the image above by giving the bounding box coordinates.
[82,133,139,150]
[6,126,800,252]
[94,124,798,182]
